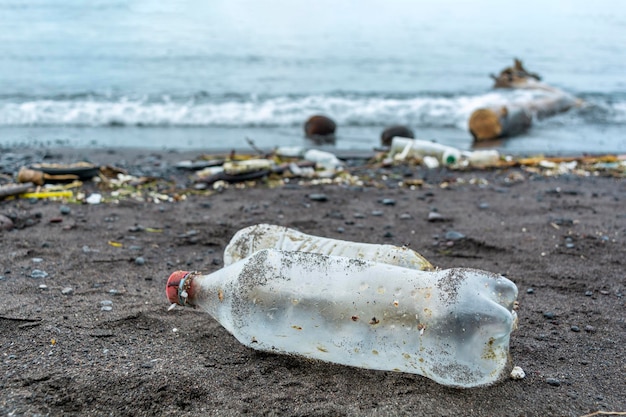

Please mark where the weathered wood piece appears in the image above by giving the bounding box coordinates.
[469,59,581,142]
[469,106,532,142]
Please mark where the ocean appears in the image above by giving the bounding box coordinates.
[1,0,625,155]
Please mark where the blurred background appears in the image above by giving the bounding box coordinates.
[1,0,624,154]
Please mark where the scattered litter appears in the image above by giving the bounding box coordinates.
[86,193,102,204]
[20,190,73,200]
[2,150,622,207]
[167,237,518,388]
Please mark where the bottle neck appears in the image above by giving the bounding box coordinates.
[166,270,200,307]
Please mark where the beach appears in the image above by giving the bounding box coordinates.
[0,146,624,416]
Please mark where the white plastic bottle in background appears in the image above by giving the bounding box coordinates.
[468,150,501,168]
[389,137,462,166]
[275,146,305,159]
[222,159,274,175]
[166,249,518,388]
[303,149,344,171]
[223,223,433,271]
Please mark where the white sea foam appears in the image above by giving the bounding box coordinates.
[3,90,618,129]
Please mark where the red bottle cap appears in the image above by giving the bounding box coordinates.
[166,270,190,305]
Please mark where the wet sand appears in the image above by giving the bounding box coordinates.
[0,147,624,416]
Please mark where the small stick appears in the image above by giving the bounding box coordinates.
[0,182,34,199]
[580,412,626,417]
[245,137,265,155]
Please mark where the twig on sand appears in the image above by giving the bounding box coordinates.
[245,137,265,155]
[580,412,626,417]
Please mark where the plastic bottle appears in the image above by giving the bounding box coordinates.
[390,137,462,166]
[222,159,274,175]
[275,146,305,159]
[303,149,344,171]
[467,150,501,168]
[166,249,518,388]
[223,223,433,271]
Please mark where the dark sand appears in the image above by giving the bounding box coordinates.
[0,148,624,416]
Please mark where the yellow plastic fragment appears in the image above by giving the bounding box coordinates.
[145,227,163,233]
[19,191,73,199]
[108,241,123,248]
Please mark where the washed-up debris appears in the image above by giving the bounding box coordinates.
[222,223,433,270]
[167,226,518,388]
[304,114,336,141]
[175,159,224,171]
[20,190,74,200]
[0,182,35,199]
[2,147,623,207]
[470,59,583,141]
[31,162,100,180]
[17,163,98,185]
[86,193,102,205]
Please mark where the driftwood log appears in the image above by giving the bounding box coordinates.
[469,59,581,142]
[469,106,532,142]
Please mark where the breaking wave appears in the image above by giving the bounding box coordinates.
[0,91,623,129]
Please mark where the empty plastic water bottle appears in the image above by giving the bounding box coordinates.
[223,223,433,271]
[389,137,462,166]
[166,249,518,388]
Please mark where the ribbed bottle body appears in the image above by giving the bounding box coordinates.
[189,249,517,388]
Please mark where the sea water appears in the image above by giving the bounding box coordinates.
[1,0,625,155]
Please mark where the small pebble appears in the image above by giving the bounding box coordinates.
[510,366,526,380]
[478,202,490,209]
[100,300,113,306]
[399,213,412,220]
[336,227,345,233]
[546,378,561,387]
[101,306,113,312]
[543,312,556,319]
[584,325,595,333]
[379,198,396,206]
[30,269,49,279]
[38,284,48,290]
[527,288,535,294]
[61,287,74,295]
[371,210,384,217]
[59,205,71,215]
[570,325,580,332]
[0,214,14,231]
[383,231,394,238]
[444,230,465,241]
[585,290,593,297]
[427,211,444,222]
[308,193,328,202]
[135,257,146,266]
[32,258,44,263]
